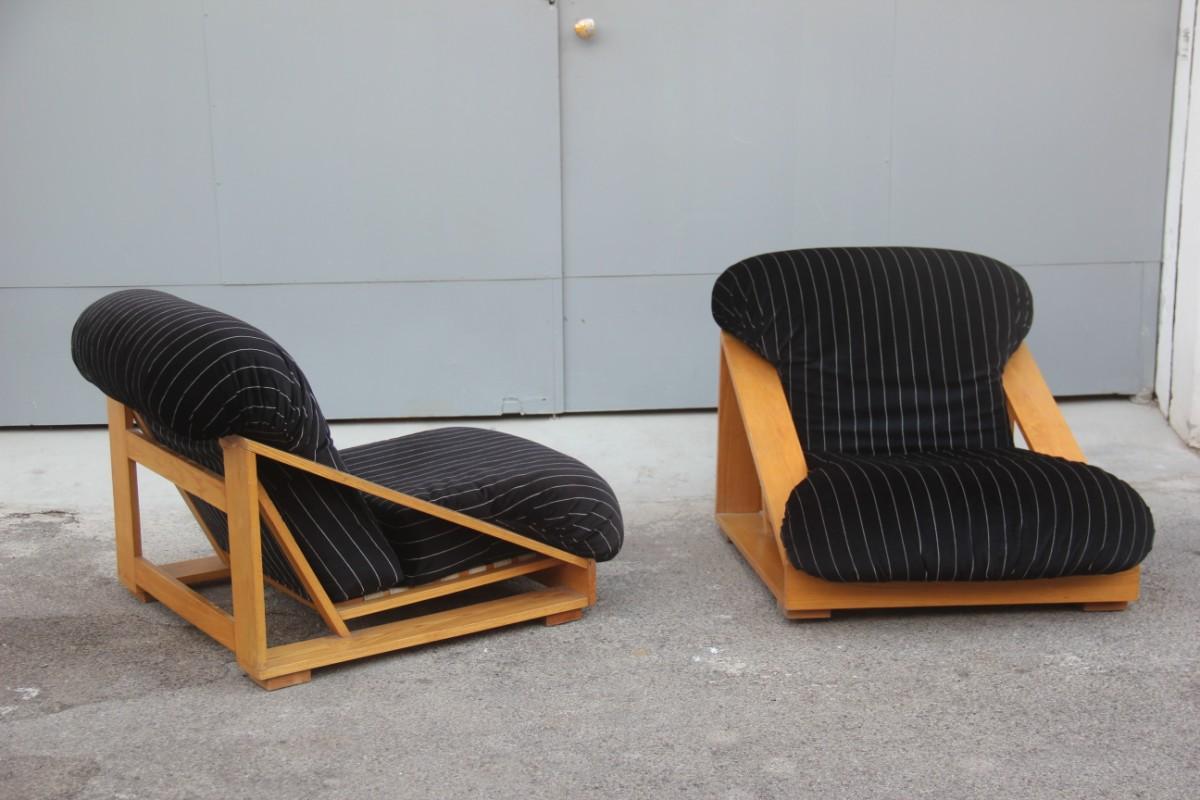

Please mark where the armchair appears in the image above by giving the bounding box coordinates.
[72,290,623,688]
[712,247,1152,618]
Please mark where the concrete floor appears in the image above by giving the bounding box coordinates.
[1,402,1197,799]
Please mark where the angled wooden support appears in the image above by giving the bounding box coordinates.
[228,436,592,570]
[103,400,597,690]
[716,349,763,517]
[713,333,1140,620]
[1003,343,1087,461]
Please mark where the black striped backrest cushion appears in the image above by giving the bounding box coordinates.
[71,290,404,601]
[712,247,1033,455]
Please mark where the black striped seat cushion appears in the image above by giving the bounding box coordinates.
[712,247,1153,581]
[341,427,623,584]
[788,450,1152,582]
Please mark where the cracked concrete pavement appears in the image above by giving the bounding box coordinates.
[1,405,1198,799]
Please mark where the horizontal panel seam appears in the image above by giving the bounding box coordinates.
[0,261,1162,291]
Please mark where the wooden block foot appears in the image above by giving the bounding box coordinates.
[129,587,152,603]
[1082,601,1128,612]
[251,670,312,691]
[785,609,832,620]
[545,609,583,626]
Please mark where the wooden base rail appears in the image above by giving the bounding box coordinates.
[335,554,556,620]
[105,398,599,690]
[259,588,587,681]
[160,555,231,586]
[129,552,590,688]
[715,333,1141,619]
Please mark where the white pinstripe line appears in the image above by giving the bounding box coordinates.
[805,477,846,581]
[823,460,884,580]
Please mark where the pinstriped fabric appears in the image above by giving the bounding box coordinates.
[72,290,404,602]
[713,247,1032,454]
[341,427,623,584]
[72,290,625,600]
[144,424,311,599]
[788,450,1152,581]
[712,247,1153,582]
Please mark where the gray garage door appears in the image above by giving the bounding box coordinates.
[557,0,1175,410]
[0,1,1179,425]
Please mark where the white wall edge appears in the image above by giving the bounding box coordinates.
[1160,0,1200,448]
[1157,0,1197,413]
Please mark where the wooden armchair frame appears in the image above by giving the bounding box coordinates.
[715,332,1140,619]
[106,398,595,690]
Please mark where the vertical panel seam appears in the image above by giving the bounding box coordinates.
[886,0,899,241]
[554,1,568,414]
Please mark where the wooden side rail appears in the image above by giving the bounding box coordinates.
[134,557,235,650]
[124,430,228,509]
[718,333,808,534]
[722,334,1087,532]
[1002,343,1086,462]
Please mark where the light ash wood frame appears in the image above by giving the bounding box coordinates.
[105,398,596,690]
[715,332,1140,620]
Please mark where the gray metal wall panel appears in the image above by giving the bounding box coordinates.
[558,0,1176,408]
[0,1,220,288]
[2,281,561,426]
[564,275,718,411]
[562,265,1158,413]
[204,1,562,284]
[890,0,1178,266]
[558,0,894,278]
[1018,263,1160,396]
[0,2,1179,424]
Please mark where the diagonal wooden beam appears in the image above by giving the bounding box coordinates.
[719,333,808,536]
[716,342,763,516]
[1002,343,1087,462]
[258,492,350,637]
[223,437,590,569]
[335,554,557,620]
